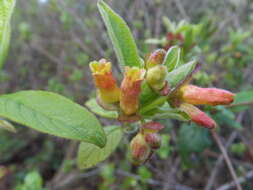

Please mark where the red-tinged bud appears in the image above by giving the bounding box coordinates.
[179,103,217,129]
[90,59,120,104]
[142,121,164,133]
[120,67,145,115]
[145,133,161,149]
[146,49,166,69]
[180,85,235,106]
[146,65,168,91]
[130,133,151,165]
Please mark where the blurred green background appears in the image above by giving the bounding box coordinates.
[0,0,253,189]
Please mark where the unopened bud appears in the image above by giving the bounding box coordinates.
[145,133,161,149]
[180,85,234,106]
[120,67,145,115]
[179,103,216,129]
[89,59,120,104]
[146,65,167,92]
[146,49,166,69]
[130,133,151,165]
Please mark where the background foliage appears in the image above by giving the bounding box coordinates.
[0,0,252,189]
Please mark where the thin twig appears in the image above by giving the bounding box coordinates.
[211,129,242,190]
[204,131,237,190]
[217,170,253,190]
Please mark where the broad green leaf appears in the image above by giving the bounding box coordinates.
[178,123,211,153]
[78,125,122,169]
[166,60,197,89]
[163,46,181,72]
[0,91,106,147]
[97,0,142,70]
[0,118,16,133]
[0,0,16,68]
[85,98,118,119]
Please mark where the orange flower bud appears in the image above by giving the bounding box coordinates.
[146,49,166,69]
[180,85,234,106]
[144,133,161,149]
[130,133,151,165]
[179,103,217,129]
[89,59,120,104]
[120,67,145,115]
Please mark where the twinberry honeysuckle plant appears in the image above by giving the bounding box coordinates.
[0,0,237,170]
[83,1,234,167]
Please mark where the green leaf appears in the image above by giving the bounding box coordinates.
[146,108,190,121]
[85,98,118,119]
[0,118,16,133]
[139,81,159,108]
[0,0,16,68]
[77,125,122,169]
[178,123,211,153]
[166,60,197,89]
[0,91,106,148]
[97,0,142,70]
[163,46,181,72]
[230,90,253,112]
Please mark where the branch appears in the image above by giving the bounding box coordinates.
[211,129,242,190]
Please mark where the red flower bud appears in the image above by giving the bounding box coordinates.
[130,133,151,165]
[142,121,164,133]
[145,133,161,149]
[180,85,234,106]
[179,103,217,129]
[120,67,145,115]
[146,49,166,69]
[90,59,120,104]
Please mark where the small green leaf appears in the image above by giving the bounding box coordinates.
[0,91,106,147]
[0,0,16,68]
[146,108,190,121]
[97,0,142,70]
[77,125,122,169]
[85,98,118,119]
[163,46,181,72]
[162,16,175,33]
[166,60,197,89]
[139,81,159,108]
[0,118,16,133]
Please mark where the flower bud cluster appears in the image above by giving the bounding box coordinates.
[130,122,164,165]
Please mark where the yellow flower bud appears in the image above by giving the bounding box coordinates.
[89,59,120,104]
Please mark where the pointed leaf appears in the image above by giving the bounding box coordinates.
[166,60,197,89]
[85,98,118,119]
[0,91,106,147]
[0,118,16,133]
[98,0,142,70]
[163,46,181,72]
[78,125,122,169]
[0,0,16,68]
